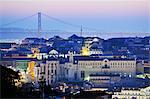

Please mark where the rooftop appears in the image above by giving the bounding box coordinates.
[74,56,135,61]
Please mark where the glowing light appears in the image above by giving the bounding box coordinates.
[136,74,150,79]
[27,54,37,58]
[81,47,90,56]
[31,48,40,54]
[84,76,90,81]
[27,61,35,81]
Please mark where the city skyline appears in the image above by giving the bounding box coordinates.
[0,1,150,98]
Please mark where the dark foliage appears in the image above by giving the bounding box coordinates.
[0,66,20,98]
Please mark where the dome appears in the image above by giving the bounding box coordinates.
[90,42,100,50]
[49,49,58,55]
[93,38,99,42]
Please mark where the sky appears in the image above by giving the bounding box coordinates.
[0,0,150,39]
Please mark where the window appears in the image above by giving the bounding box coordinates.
[51,80,53,83]
[37,69,39,75]
[47,80,49,84]
[81,71,85,78]
[48,70,50,75]
[55,70,57,75]
[66,69,68,75]
[74,72,77,80]
[43,66,45,72]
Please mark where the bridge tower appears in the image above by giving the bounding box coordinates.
[38,12,41,38]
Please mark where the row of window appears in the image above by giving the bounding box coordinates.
[110,62,135,66]
[47,79,54,84]
[37,66,57,75]
[78,65,135,69]
[47,69,57,75]
[48,63,57,66]
[78,62,135,66]
[117,92,144,96]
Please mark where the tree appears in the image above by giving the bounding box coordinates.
[0,65,20,98]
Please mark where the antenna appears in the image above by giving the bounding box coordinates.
[80,25,83,37]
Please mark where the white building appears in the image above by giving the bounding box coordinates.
[60,52,136,82]
[36,49,59,60]
[112,86,150,99]
[77,57,136,80]
[34,58,59,85]
[89,42,103,55]
[34,51,137,85]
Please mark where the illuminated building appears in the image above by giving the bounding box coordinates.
[34,58,59,85]
[60,54,136,83]
[81,47,90,56]
[27,61,35,81]
[112,86,150,99]
[27,48,39,58]
[82,37,103,56]
[89,73,121,87]
[15,59,30,72]
[36,49,59,60]
[89,42,103,55]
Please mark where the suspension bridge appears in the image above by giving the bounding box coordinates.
[0,12,103,38]
[0,12,149,39]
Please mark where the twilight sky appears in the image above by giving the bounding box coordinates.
[0,0,150,39]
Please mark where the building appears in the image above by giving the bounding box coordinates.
[136,61,144,74]
[89,41,103,55]
[144,61,150,74]
[27,61,36,81]
[75,56,136,80]
[0,42,18,51]
[60,52,136,83]
[112,86,150,99]
[89,73,121,87]
[34,57,59,85]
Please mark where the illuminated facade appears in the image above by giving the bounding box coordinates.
[27,61,35,81]
[112,86,150,99]
[81,47,90,56]
[59,53,136,82]
[34,59,59,85]
[16,60,29,72]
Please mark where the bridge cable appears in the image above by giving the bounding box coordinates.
[0,13,37,27]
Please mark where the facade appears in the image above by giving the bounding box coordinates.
[36,49,59,60]
[112,86,150,99]
[34,58,59,85]
[136,62,144,74]
[0,59,15,67]
[60,53,136,83]
[27,61,36,81]
[75,56,136,81]
[15,60,30,72]
[144,61,150,74]
[89,42,103,55]
[89,73,121,87]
